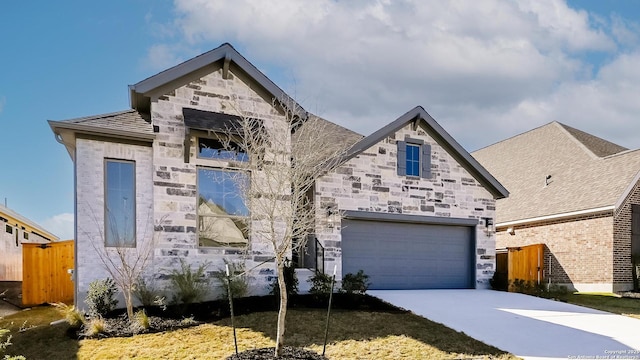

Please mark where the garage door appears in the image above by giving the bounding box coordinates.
[341,219,474,289]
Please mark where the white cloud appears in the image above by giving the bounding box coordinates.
[151,0,640,150]
[41,213,74,240]
[142,44,189,72]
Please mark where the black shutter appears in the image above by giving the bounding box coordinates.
[397,141,407,176]
[421,144,431,178]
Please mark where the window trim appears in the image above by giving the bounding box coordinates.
[104,159,137,248]
[196,166,250,248]
[196,136,248,162]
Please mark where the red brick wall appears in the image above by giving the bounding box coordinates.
[496,213,614,288]
[613,179,640,286]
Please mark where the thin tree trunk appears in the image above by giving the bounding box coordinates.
[274,258,288,357]
[125,286,134,320]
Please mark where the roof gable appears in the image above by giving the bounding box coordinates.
[346,106,509,199]
[472,122,640,224]
[0,204,59,241]
[129,43,304,118]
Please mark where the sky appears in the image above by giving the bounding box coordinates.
[1,0,639,240]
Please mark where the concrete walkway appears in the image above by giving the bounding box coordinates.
[370,289,640,360]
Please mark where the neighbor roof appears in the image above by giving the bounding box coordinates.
[0,204,59,241]
[472,121,640,224]
[345,106,509,199]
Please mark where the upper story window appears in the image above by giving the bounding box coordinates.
[397,138,432,178]
[198,138,248,162]
[197,168,249,248]
[5,224,12,234]
[105,159,136,247]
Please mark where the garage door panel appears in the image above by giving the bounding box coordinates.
[341,219,474,289]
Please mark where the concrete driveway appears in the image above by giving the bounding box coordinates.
[370,289,640,360]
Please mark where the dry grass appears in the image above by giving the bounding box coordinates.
[562,293,640,319]
[2,306,516,359]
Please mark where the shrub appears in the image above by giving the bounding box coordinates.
[85,278,119,317]
[340,270,370,295]
[131,310,150,333]
[133,277,161,308]
[52,302,85,329]
[212,260,248,300]
[308,271,334,299]
[168,259,209,305]
[0,327,25,360]
[489,271,508,291]
[83,317,107,338]
[269,258,299,297]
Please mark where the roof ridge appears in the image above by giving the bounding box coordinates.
[54,109,137,124]
[557,122,628,158]
[472,121,558,153]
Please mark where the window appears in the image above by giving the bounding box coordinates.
[5,224,12,234]
[197,168,249,247]
[397,139,431,178]
[406,144,421,177]
[105,160,136,247]
[23,232,28,240]
[198,138,248,162]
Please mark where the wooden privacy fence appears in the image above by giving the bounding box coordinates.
[22,240,74,306]
[507,243,544,290]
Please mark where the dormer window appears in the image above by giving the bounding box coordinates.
[198,138,248,162]
[397,138,431,178]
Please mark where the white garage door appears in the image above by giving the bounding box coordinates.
[341,219,474,289]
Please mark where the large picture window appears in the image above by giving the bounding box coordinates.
[105,160,136,247]
[197,168,249,247]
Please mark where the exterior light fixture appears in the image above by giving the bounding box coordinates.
[483,217,495,235]
[326,206,337,228]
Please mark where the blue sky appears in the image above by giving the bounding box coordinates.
[1,0,639,239]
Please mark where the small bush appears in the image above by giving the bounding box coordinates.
[340,270,370,295]
[269,258,299,297]
[489,271,508,291]
[83,317,107,338]
[52,302,85,329]
[131,310,150,333]
[0,327,25,360]
[85,278,119,317]
[169,259,210,305]
[133,277,161,308]
[212,260,248,300]
[308,271,334,299]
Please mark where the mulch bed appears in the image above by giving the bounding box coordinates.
[73,294,403,339]
[225,346,327,360]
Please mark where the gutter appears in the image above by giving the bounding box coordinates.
[497,205,615,228]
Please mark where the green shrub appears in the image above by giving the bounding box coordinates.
[212,260,248,300]
[308,271,334,299]
[340,270,370,295]
[85,278,119,317]
[269,258,299,297]
[168,259,209,305]
[133,277,161,307]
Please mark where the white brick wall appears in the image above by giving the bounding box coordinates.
[75,138,154,304]
[316,123,498,288]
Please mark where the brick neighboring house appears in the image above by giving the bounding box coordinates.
[473,121,640,292]
[49,43,508,306]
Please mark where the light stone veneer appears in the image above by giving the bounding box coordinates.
[315,124,498,288]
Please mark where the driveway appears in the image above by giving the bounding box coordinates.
[370,289,640,360]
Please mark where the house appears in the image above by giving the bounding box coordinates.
[48,43,508,305]
[0,203,59,281]
[472,122,640,292]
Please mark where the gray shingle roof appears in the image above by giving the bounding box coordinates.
[472,121,640,224]
[53,110,153,136]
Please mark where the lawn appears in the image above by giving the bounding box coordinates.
[561,293,640,319]
[1,306,517,359]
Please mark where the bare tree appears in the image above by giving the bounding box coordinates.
[83,206,164,320]
[215,99,358,356]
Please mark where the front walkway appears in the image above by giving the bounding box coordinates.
[370,289,640,360]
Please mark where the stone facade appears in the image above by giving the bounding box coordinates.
[315,123,498,288]
[495,214,615,292]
